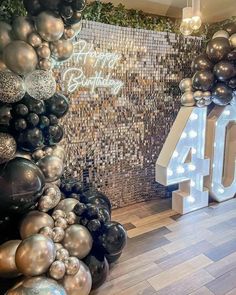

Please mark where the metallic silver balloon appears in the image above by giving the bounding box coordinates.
[0,21,12,53]
[52,209,67,220]
[50,39,74,61]
[53,227,65,243]
[20,211,54,239]
[7,277,67,295]
[55,217,68,229]
[63,225,93,259]
[179,78,192,92]
[49,260,66,280]
[37,45,51,59]
[229,33,236,48]
[43,147,54,155]
[15,234,56,276]
[181,91,195,107]
[55,243,63,251]
[62,261,92,295]
[25,70,56,100]
[36,12,64,42]
[39,58,52,70]
[12,17,34,42]
[38,195,56,212]
[196,98,206,108]
[55,198,79,214]
[14,150,32,161]
[204,97,213,106]
[52,145,66,162]
[4,41,38,75]
[28,32,42,48]
[39,185,61,212]
[39,226,54,239]
[193,90,203,101]
[37,155,64,183]
[0,71,25,103]
[212,30,229,39]
[32,149,45,161]
[202,91,211,100]
[56,248,69,261]
[65,257,80,275]
[0,240,21,278]
[0,133,16,162]
[66,212,77,225]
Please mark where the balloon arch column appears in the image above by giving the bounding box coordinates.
[156,25,236,215]
[0,0,127,294]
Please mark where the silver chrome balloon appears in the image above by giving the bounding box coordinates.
[52,209,67,220]
[0,71,25,103]
[50,39,74,61]
[65,257,80,275]
[62,261,92,295]
[196,98,206,108]
[56,248,69,262]
[38,195,54,212]
[12,17,34,42]
[49,260,66,280]
[0,240,21,278]
[193,90,203,101]
[0,133,16,162]
[37,155,64,183]
[38,226,54,239]
[28,32,42,48]
[181,91,195,107]
[0,21,12,53]
[15,234,56,276]
[212,30,229,39]
[4,41,38,75]
[66,212,77,225]
[52,145,66,162]
[32,149,45,161]
[39,59,52,70]
[52,227,65,243]
[63,225,93,259]
[179,78,192,92]
[64,27,76,40]
[55,198,79,214]
[36,12,64,42]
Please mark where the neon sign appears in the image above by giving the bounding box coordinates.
[62,40,124,94]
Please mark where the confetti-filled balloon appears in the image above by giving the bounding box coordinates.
[0,133,16,162]
[0,71,25,103]
[25,70,56,100]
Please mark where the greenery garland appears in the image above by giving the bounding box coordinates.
[0,0,235,39]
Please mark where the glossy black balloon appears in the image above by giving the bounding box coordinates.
[66,11,82,25]
[229,77,236,89]
[39,115,50,129]
[212,83,233,106]
[23,0,42,15]
[0,158,45,214]
[17,128,44,151]
[73,202,87,216]
[97,208,110,224]
[21,95,46,115]
[45,93,69,118]
[48,114,58,125]
[13,104,29,117]
[14,118,27,131]
[39,0,61,10]
[84,251,109,290]
[82,189,112,214]
[213,61,236,81]
[98,221,127,255]
[225,23,236,35]
[0,104,12,127]
[206,37,231,62]
[85,204,99,219]
[105,252,122,264]
[26,113,40,127]
[191,54,213,72]
[192,70,215,91]
[87,219,102,232]
[45,125,64,145]
[228,50,236,62]
[72,0,87,11]
[60,4,74,19]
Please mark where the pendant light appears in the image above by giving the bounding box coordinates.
[191,0,202,30]
[180,1,193,36]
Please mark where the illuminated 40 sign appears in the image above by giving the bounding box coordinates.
[156,105,236,214]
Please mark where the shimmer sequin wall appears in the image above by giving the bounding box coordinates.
[55,21,203,208]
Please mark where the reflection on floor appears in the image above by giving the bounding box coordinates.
[92,198,236,295]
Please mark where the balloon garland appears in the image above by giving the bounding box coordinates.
[179,23,236,107]
[0,0,127,294]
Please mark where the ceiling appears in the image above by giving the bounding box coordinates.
[97,0,236,22]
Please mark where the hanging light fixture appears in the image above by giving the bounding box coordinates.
[191,0,202,30]
[180,1,193,36]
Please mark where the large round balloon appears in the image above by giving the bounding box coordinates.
[206,37,231,62]
[214,61,236,81]
[63,224,93,259]
[25,70,56,100]
[12,17,34,42]
[62,261,92,295]
[23,0,43,16]
[45,94,69,118]
[7,277,67,295]
[84,250,109,290]
[17,128,44,151]
[192,70,215,91]
[15,234,56,276]
[82,189,112,214]
[35,11,64,42]
[0,240,21,278]
[0,158,45,214]
[212,83,233,106]
[0,21,12,53]
[20,210,54,239]
[50,39,74,61]
[191,54,213,72]
[4,41,38,75]
[0,71,25,103]
[0,133,16,162]
[37,155,64,182]
[97,221,127,255]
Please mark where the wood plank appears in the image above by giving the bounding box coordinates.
[189,286,215,295]
[113,281,156,295]
[203,238,236,262]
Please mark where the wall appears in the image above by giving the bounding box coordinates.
[55,20,202,208]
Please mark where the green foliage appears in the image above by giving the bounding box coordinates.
[0,0,26,22]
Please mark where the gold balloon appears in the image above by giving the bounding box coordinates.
[15,234,56,276]
[4,41,38,75]
[50,39,74,61]
[65,257,80,275]
[7,277,67,295]
[37,45,51,59]
[0,21,12,53]
[55,198,79,214]
[179,78,192,92]
[0,133,16,162]
[64,27,75,40]
[229,33,236,48]
[0,240,21,278]
[20,210,54,239]
[12,17,34,42]
[36,12,64,42]
[49,260,66,280]
[39,226,54,239]
[39,58,52,70]
[212,30,229,39]
[62,261,92,295]
[55,217,68,229]
[62,225,93,259]
[193,90,203,101]
[28,32,42,48]
[53,227,65,243]
[181,91,195,107]
[56,248,69,261]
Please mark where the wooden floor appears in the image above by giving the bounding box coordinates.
[92,197,236,295]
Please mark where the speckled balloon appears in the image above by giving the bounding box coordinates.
[0,133,16,162]
[0,71,25,103]
[25,70,56,100]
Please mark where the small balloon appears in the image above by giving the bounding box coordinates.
[0,22,12,53]
[65,257,80,275]
[60,4,74,19]
[37,155,64,182]
[64,27,75,40]
[45,93,69,118]
[53,227,65,243]
[214,61,236,81]
[17,128,44,151]
[229,77,236,89]
[55,217,68,229]
[227,50,236,62]
[56,248,69,261]
[212,30,229,39]
[72,0,87,11]
[71,21,82,35]
[212,83,233,106]
[28,32,42,48]
[0,240,21,278]
[12,17,34,42]
[37,45,51,59]
[179,78,192,92]
[21,95,46,115]
[196,98,206,108]
[66,11,82,25]
[193,90,203,101]
[55,198,79,213]
[39,226,54,239]
[181,91,195,107]
[225,23,236,35]
[0,133,16,162]
[39,59,52,70]
[229,33,236,48]
[52,209,67,220]
[49,260,66,280]
[50,39,74,61]
[0,71,25,103]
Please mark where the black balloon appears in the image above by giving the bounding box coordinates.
[17,128,44,151]
[97,208,110,224]
[48,114,58,125]
[39,115,50,129]
[229,77,236,89]
[212,83,233,106]
[13,104,29,117]
[228,50,236,63]
[225,23,236,35]
[0,158,45,214]
[45,125,64,145]
[39,0,61,10]
[84,251,109,290]
[21,95,46,115]
[191,54,213,72]
[206,37,231,62]
[14,118,27,131]
[85,204,99,219]
[60,4,74,19]
[82,190,112,214]
[0,104,12,130]
[97,221,127,255]
[105,252,122,264]
[213,61,236,81]
[73,202,87,216]
[192,70,215,91]
[23,0,42,15]
[45,94,69,118]
[66,11,82,25]
[26,113,40,127]
[87,219,102,233]
[72,0,87,11]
